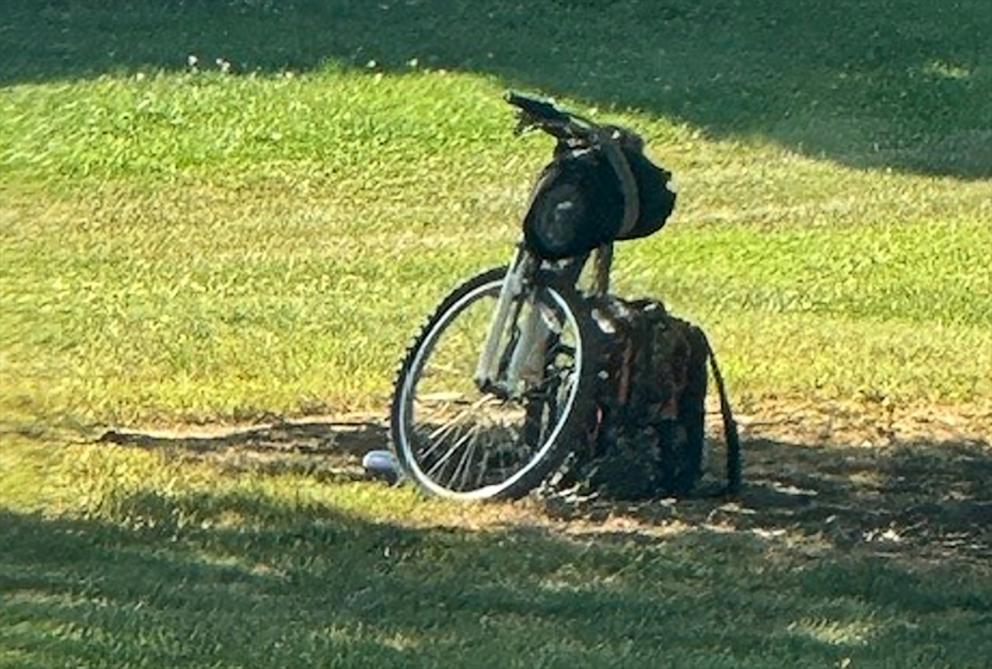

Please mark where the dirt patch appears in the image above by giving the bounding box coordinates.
[545,402,991,567]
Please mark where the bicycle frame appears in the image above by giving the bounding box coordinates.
[473,242,614,399]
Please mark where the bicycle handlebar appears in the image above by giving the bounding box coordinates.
[505,91,569,124]
[504,90,597,141]
[505,90,644,238]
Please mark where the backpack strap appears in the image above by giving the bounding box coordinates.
[700,332,742,494]
[596,128,640,237]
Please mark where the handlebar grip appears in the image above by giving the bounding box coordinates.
[505,91,568,124]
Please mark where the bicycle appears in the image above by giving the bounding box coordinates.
[389,92,678,500]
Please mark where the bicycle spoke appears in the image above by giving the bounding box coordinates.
[474,434,492,488]
[426,423,481,478]
[418,415,470,463]
[417,394,491,452]
[449,428,479,491]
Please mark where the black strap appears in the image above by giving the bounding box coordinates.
[700,333,742,494]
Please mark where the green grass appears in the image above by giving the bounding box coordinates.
[2,33,990,426]
[1,3,991,665]
[3,435,992,668]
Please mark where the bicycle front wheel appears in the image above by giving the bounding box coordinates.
[390,267,598,500]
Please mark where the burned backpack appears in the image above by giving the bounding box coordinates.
[558,296,741,501]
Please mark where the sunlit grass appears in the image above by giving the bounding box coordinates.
[2,119,989,426]
[2,9,990,428]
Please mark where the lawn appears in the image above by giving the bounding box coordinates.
[1,1,991,667]
[4,430,992,669]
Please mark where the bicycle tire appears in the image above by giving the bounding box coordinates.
[389,266,599,500]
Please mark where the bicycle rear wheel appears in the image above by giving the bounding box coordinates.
[390,267,597,500]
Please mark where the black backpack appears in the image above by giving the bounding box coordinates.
[523,128,678,261]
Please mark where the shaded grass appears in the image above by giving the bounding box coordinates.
[2,435,991,668]
[3,0,990,178]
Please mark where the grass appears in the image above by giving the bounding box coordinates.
[2,59,990,426]
[3,434,992,668]
[1,2,991,666]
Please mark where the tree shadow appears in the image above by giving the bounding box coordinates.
[3,478,991,667]
[96,415,992,564]
[3,0,989,178]
[552,432,992,564]
[97,417,387,481]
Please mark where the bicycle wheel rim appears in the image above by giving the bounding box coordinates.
[396,278,584,500]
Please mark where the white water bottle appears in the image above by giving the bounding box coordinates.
[362,449,403,485]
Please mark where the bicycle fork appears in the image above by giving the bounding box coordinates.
[474,246,551,399]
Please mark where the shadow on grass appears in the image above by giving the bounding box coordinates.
[97,417,992,563]
[2,482,992,667]
[3,0,989,178]
[562,434,992,563]
[98,418,387,482]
